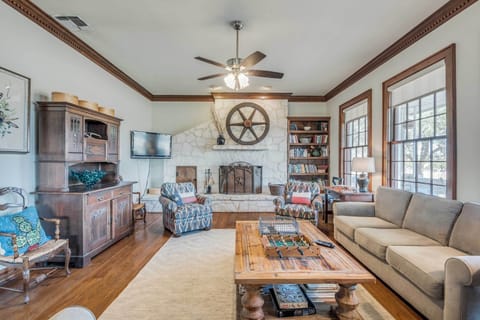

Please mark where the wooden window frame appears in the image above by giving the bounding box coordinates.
[339,89,373,191]
[382,44,456,199]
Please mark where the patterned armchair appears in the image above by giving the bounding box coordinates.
[159,182,213,237]
[273,181,323,226]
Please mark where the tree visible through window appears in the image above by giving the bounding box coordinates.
[383,45,456,199]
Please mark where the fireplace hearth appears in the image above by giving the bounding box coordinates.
[219,162,262,194]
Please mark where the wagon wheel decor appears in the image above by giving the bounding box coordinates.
[225,102,270,145]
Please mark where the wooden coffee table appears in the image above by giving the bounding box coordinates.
[234,221,375,320]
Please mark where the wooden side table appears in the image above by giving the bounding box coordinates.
[323,187,374,223]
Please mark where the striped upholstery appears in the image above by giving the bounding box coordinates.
[160,182,212,236]
[273,181,322,225]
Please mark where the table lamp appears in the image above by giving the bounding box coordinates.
[351,157,375,192]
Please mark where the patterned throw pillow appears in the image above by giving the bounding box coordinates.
[286,192,311,205]
[178,191,197,204]
[292,192,312,205]
[0,206,50,256]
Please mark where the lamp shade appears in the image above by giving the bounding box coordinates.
[351,157,375,173]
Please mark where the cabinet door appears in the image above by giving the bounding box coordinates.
[66,113,83,161]
[86,201,111,252]
[107,124,119,161]
[112,194,132,239]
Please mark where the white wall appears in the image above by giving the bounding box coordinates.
[288,102,329,116]
[0,3,152,199]
[326,2,480,201]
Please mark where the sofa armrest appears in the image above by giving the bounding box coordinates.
[444,256,480,319]
[159,196,178,212]
[196,195,211,206]
[333,202,375,217]
[311,195,323,211]
[273,196,285,209]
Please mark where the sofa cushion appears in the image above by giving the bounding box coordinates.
[355,228,440,261]
[403,193,463,245]
[449,202,480,255]
[386,246,466,299]
[374,187,412,226]
[276,204,316,221]
[334,216,398,240]
[173,203,212,220]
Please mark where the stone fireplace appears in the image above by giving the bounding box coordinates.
[219,162,262,194]
[163,99,287,194]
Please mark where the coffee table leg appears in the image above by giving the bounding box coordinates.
[240,285,264,320]
[335,283,359,320]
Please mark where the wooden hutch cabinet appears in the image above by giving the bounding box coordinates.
[287,116,330,184]
[35,102,133,267]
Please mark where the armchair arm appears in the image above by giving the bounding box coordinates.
[40,217,61,241]
[196,195,211,206]
[333,202,375,217]
[159,196,178,213]
[273,196,285,209]
[0,232,19,259]
[311,194,323,212]
[444,256,480,319]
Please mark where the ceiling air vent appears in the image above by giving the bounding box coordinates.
[55,16,89,31]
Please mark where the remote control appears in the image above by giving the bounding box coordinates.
[314,240,335,248]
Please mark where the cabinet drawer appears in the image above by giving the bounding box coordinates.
[112,186,131,198]
[87,190,112,205]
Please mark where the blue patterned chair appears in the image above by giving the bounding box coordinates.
[159,182,213,237]
[273,181,323,226]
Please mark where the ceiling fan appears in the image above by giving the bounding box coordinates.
[195,20,284,91]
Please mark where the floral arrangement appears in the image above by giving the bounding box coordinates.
[71,169,106,187]
[0,85,19,137]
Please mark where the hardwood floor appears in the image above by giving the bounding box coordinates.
[0,212,424,320]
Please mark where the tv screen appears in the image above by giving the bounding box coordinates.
[130,131,172,159]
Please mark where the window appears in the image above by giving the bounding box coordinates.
[383,45,456,198]
[339,90,372,189]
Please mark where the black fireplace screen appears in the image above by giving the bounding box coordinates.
[219,162,262,194]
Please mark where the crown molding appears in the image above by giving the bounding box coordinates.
[5,0,476,103]
[212,92,292,100]
[151,95,213,102]
[3,0,153,100]
[325,0,477,100]
[288,96,326,102]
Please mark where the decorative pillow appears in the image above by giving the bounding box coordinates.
[286,192,311,205]
[178,191,197,204]
[0,206,50,257]
[170,190,197,205]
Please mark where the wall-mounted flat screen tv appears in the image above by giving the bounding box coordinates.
[130,130,172,159]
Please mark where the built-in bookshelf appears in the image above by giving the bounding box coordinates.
[287,116,330,183]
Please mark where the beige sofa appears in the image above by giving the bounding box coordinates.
[333,186,480,320]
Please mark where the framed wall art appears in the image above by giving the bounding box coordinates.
[0,67,30,153]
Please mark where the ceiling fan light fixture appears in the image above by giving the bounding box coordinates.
[224,72,249,91]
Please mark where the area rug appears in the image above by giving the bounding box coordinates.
[99,229,394,320]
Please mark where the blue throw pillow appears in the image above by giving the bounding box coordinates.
[0,206,50,256]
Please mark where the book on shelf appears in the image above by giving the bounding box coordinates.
[301,283,339,303]
[269,285,316,317]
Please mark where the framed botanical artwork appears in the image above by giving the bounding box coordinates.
[0,67,30,153]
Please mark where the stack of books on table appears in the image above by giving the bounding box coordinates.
[300,283,339,303]
[270,284,316,317]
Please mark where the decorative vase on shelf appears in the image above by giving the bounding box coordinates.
[217,134,225,145]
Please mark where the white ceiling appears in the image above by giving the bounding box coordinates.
[33,0,449,96]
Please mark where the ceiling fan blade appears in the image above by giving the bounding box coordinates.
[240,51,266,68]
[195,56,227,68]
[197,73,227,80]
[246,69,284,79]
